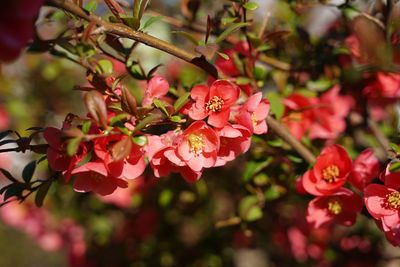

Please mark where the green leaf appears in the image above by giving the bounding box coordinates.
[67,137,82,157]
[159,189,173,207]
[0,130,12,141]
[173,92,191,113]
[83,0,97,13]
[266,91,285,120]
[243,2,259,11]
[133,136,147,146]
[35,180,52,207]
[109,113,129,126]
[81,120,92,134]
[22,161,36,184]
[171,31,199,45]
[243,159,272,182]
[120,15,140,30]
[221,17,237,26]
[140,16,163,30]
[4,183,24,201]
[217,52,230,60]
[153,99,170,117]
[133,113,163,133]
[215,22,251,43]
[239,196,263,222]
[96,59,113,75]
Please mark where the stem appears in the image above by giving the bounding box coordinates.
[266,116,316,164]
[368,119,390,159]
[46,0,218,78]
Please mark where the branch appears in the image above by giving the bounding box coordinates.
[46,0,218,78]
[266,116,316,164]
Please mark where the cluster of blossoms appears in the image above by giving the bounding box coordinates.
[298,145,380,229]
[44,76,270,195]
[282,86,353,141]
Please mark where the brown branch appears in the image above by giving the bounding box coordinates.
[46,0,218,78]
[266,116,316,164]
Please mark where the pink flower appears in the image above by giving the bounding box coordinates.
[349,148,380,191]
[302,144,352,196]
[171,121,219,172]
[188,80,240,128]
[71,161,128,196]
[94,134,146,180]
[306,188,362,228]
[215,124,251,166]
[142,76,170,107]
[235,92,270,134]
[147,131,202,182]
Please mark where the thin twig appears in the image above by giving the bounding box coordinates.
[266,116,316,164]
[46,0,218,78]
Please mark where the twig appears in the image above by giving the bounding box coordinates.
[266,116,316,164]
[368,119,390,159]
[46,0,218,78]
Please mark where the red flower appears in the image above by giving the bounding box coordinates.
[302,144,352,196]
[215,124,251,166]
[0,0,44,61]
[306,188,362,228]
[235,92,270,135]
[71,161,128,196]
[146,131,202,182]
[44,127,87,182]
[349,148,380,191]
[282,93,315,140]
[364,173,400,246]
[142,76,170,107]
[188,80,240,128]
[170,121,219,172]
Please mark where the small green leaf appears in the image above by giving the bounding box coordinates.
[173,92,191,113]
[96,59,113,75]
[239,196,263,222]
[81,120,92,134]
[243,2,259,11]
[159,189,173,207]
[83,0,97,13]
[221,17,237,26]
[133,136,147,146]
[153,99,170,117]
[264,185,282,201]
[140,16,163,30]
[67,137,82,157]
[4,184,24,201]
[35,180,52,207]
[171,31,199,45]
[215,22,251,43]
[120,15,140,30]
[217,52,230,60]
[109,113,129,126]
[22,161,36,184]
[266,91,285,120]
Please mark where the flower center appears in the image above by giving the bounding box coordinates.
[188,134,205,155]
[322,165,340,183]
[328,200,342,215]
[205,96,224,112]
[251,112,257,127]
[385,191,400,209]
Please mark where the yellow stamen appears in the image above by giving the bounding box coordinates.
[328,200,342,215]
[322,165,340,183]
[386,192,400,209]
[188,134,205,155]
[205,96,224,112]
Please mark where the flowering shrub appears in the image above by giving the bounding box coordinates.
[1,0,400,266]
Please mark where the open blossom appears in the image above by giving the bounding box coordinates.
[282,94,315,140]
[147,131,202,182]
[349,148,380,191]
[282,86,352,140]
[94,134,146,179]
[71,161,128,196]
[167,121,219,172]
[142,75,170,107]
[302,144,352,196]
[235,92,270,135]
[215,124,251,166]
[306,188,362,228]
[364,172,400,246]
[188,80,240,128]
